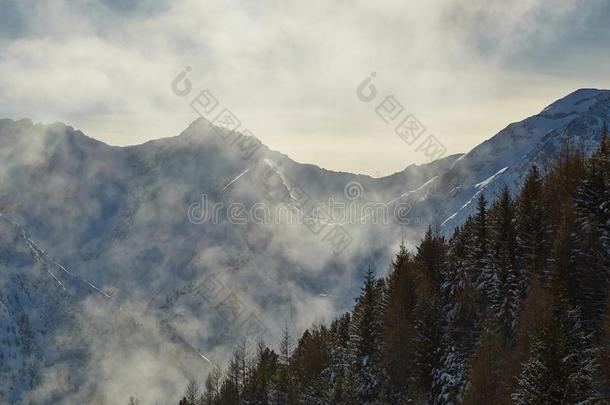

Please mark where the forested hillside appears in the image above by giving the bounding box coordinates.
[172,131,610,404]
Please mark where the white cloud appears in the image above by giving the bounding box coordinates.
[0,0,609,175]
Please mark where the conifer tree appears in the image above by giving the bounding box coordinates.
[467,194,495,312]
[348,266,384,403]
[572,128,610,330]
[184,379,200,405]
[202,366,222,405]
[513,300,600,404]
[272,324,295,404]
[599,293,610,399]
[443,224,477,347]
[380,242,415,403]
[414,289,444,398]
[489,186,521,344]
[462,331,505,405]
[327,313,351,404]
[516,165,549,285]
[416,224,447,290]
[431,336,467,405]
[186,138,610,405]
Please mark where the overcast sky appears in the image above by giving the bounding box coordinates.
[1,0,609,175]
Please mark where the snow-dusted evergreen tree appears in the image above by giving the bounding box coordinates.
[466,194,495,313]
[347,267,385,403]
[461,330,508,405]
[546,144,587,289]
[271,325,295,404]
[291,325,332,404]
[513,300,600,404]
[412,225,448,398]
[202,366,222,405]
[431,336,468,405]
[512,333,554,404]
[573,127,610,330]
[561,305,600,404]
[416,225,447,291]
[489,186,521,344]
[380,242,415,403]
[442,224,477,348]
[187,140,610,405]
[327,313,351,404]
[600,295,610,400]
[515,165,550,286]
[184,379,200,405]
[413,291,444,400]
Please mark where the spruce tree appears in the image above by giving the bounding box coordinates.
[184,379,200,405]
[515,165,549,285]
[202,366,222,405]
[348,266,384,403]
[467,194,494,312]
[489,186,520,345]
[573,129,610,330]
[380,242,415,403]
[443,224,477,348]
[513,300,600,404]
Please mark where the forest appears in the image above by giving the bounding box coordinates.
[169,131,610,405]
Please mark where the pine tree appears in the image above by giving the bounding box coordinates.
[513,300,600,404]
[412,226,447,398]
[416,224,446,290]
[443,224,477,348]
[462,331,505,405]
[512,332,557,404]
[272,324,294,404]
[347,266,384,403]
[244,340,279,404]
[599,293,610,400]
[202,366,222,405]
[380,242,415,403]
[572,128,610,330]
[182,138,610,404]
[431,336,467,405]
[516,165,550,285]
[184,379,200,405]
[467,194,495,313]
[414,289,444,399]
[328,313,351,404]
[223,339,248,403]
[489,186,521,345]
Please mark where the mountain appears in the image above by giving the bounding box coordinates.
[0,88,608,404]
[427,88,610,231]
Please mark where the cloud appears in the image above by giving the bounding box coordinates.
[0,0,608,175]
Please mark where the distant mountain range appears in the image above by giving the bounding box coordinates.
[0,88,609,404]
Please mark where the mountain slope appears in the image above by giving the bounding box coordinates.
[418,88,610,231]
[0,88,608,403]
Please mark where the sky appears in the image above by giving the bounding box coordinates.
[1,0,609,176]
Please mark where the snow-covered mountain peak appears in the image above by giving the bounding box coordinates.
[540,88,610,117]
[1,88,609,403]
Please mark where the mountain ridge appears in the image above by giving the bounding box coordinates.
[0,88,609,404]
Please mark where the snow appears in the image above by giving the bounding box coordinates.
[474,166,509,189]
[541,88,610,116]
[1,88,609,402]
